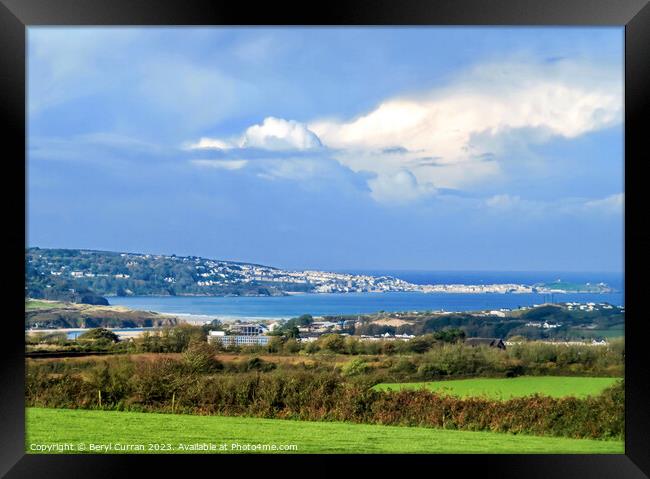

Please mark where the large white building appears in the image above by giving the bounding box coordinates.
[207,329,270,347]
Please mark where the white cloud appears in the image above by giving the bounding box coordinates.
[483,193,548,217]
[190,159,248,170]
[367,170,436,204]
[584,193,624,214]
[186,138,234,150]
[482,192,624,217]
[256,159,322,181]
[309,59,621,198]
[190,117,322,152]
[241,117,322,150]
[184,58,622,205]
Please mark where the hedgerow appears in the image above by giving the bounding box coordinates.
[26,358,623,440]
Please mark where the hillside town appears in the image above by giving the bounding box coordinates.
[27,248,616,297]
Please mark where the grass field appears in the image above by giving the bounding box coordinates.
[26,408,623,454]
[567,328,625,340]
[373,376,620,400]
[25,299,66,310]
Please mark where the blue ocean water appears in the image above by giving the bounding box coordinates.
[109,271,624,320]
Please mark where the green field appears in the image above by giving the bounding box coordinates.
[25,299,65,310]
[26,408,622,454]
[567,327,624,340]
[373,376,620,400]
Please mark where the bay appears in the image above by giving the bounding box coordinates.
[109,271,624,320]
[110,291,624,321]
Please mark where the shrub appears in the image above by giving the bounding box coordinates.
[78,328,119,343]
[389,357,417,375]
[284,339,301,354]
[26,359,624,440]
[341,358,370,377]
[266,336,284,354]
[318,334,346,353]
[246,357,276,372]
[407,335,435,354]
[182,340,222,374]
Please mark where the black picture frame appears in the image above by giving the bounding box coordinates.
[2,0,648,476]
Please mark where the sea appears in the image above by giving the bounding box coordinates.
[108,271,624,322]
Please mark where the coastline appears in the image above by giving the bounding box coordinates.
[108,291,624,320]
[102,287,620,300]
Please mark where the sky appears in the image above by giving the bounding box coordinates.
[27,27,624,272]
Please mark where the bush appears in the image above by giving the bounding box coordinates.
[407,335,436,354]
[131,358,185,404]
[78,328,119,343]
[318,334,346,353]
[246,357,276,372]
[341,358,370,377]
[266,336,284,354]
[182,340,222,374]
[26,361,624,440]
[136,324,206,353]
[284,339,301,354]
[344,336,362,355]
[389,357,417,375]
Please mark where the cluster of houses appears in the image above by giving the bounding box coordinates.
[525,321,562,329]
[564,302,618,312]
[207,319,420,347]
[298,320,356,334]
[206,322,512,349]
[206,321,612,349]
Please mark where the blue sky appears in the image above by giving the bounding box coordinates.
[27,27,624,272]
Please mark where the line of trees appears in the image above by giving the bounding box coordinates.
[26,325,624,378]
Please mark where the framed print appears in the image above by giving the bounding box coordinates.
[2,0,649,476]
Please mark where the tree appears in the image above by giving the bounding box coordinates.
[77,328,119,343]
[344,336,361,355]
[168,324,206,352]
[297,314,314,326]
[267,336,284,354]
[318,334,346,353]
[285,326,300,339]
[182,340,221,373]
[433,328,466,343]
[78,289,109,306]
[407,335,435,354]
